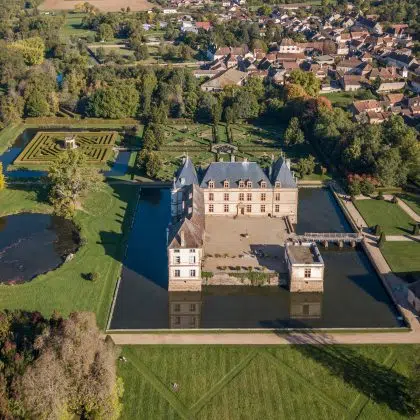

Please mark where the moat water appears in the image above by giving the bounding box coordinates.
[0,213,80,284]
[110,188,403,330]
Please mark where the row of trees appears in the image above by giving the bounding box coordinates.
[0,311,122,419]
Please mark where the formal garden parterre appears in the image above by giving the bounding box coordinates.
[14,130,118,167]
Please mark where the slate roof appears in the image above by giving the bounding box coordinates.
[200,161,271,188]
[271,157,297,188]
[174,157,198,188]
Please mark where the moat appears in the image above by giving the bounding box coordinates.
[109,188,403,330]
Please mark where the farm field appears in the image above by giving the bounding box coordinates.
[40,0,153,12]
[354,199,416,235]
[0,182,138,329]
[14,131,118,167]
[118,344,418,420]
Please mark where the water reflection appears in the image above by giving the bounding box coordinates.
[110,188,404,330]
[0,213,79,284]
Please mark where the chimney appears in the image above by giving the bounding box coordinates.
[180,231,185,247]
[286,159,291,169]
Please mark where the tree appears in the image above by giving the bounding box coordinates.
[288,69,321,96]
[296,155,316,178]
[96,23,114,42]
[8,37,45,65]
[19,312,123,420]
[137,150,161,178]
[87,84,139,118]
[348,179,361,196]
[0,163,5,191]
[360,179,375,196]
[25,90,50,117]
[47,149,104,218]
[284,83,308,101]
[284,117,305,146]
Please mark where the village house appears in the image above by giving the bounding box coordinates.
[200,68,248,92]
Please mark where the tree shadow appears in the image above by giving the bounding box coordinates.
[6,180,50,203]
[276,327,416,416]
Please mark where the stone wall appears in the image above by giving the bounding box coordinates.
[289,280,324,293]
[168,279,203,291]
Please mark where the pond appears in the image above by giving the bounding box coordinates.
[0,128,131,178]
[109,188,404,330]
[0,213,80,284]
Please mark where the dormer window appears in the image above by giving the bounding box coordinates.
[260,181,267,188]
[246,181,252,188]
[208,180,215,189]
[275,181,281,188]
[239,180,245,188]
[224,180,230,189]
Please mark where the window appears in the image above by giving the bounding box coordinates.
[190,249,195,253]
[239,193,245,201]
[224,193,229,201]
[224,204,229,213]
[209,204,214,213]
[190,269,196,277]
[275,181,281,188]
[190,304,196,312]
[209,192,214,201]
[246,181,252,188]
[261,181,267,188]
[224,180,229,188]
[189,256,196,263]
[247,193,252,201]
[174,304,181,312]
[261,193,266,201]
[174,316,181,325]
[174,269,181,277]
[275,204,280,213]
[174,249,180,253]
[304,268,311,278]
[246,205,252,213]
[275,193,280,201]
[239,180,245,188]
[208,180,214,188]
[174,256,181,264]
[260,205,266,213]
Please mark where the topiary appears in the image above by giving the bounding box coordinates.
[89,272,99,282]
[374,224,381,235]
[378,232,386,249]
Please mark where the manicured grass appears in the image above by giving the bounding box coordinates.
[0,123,24,154]
[320,92,355,109]
[118,345,418,419]
[60,13,96,41]
[398,192,420,217]
[0,182,138,329]
[381,242,420,277]
[355,199,416,235]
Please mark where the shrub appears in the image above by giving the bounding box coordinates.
[391,195,398,204]
[376,191,384,200]
[413,224,419,236]
[374,224,381,235]
[378,232,386,249]
[360,179,375,196]
[201,271,214,279]
[88,272,99,282]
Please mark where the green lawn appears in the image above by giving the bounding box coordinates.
[398,192,420,217]
[60,13,96,41]
[118,345,418,419]
[320,92,355,109]
[0,182,138,329]
[381,242,420,279]
[355,199,416,235]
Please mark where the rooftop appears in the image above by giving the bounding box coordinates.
[286,243,323,265]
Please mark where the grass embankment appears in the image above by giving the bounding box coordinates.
[118,345,418,420]
[0,123,24,154]
[398,192,420,216]
[354,199,416,235]
[0,182,138,329]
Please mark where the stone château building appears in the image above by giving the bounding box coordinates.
[167,156,298,291]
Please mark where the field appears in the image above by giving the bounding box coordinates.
[14,131,118,167]
[118,344,418,419]
[60,13,96,41]
[0,182,138,329]
[40,0,153,12]
[354,199,416,235]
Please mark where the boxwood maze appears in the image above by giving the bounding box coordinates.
[14,131,118,166]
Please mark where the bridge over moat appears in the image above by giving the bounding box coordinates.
[289,232,363,247]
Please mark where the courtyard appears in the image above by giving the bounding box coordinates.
[203,216,290,275]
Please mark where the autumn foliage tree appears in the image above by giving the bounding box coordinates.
[0,163,5,191]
